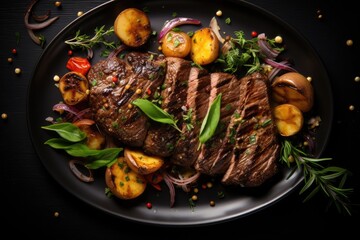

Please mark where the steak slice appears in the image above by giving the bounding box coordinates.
[88,52,166,147]
[143,57,192,157]
[195,72,241,175]
[221,72,279,187]
[171,68,209,167]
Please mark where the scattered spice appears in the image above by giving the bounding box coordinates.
[14,68,21,75]
[11,48,17,54]
[346,39,353,46]
[209,200,215,207]
[191,195,198,201]
[225,17,231,25]
[354,76,360,82]
[216,10,222,17]
[77,11,84,17]
[349,105,355,111]
[54,211,60,217]
[307,76,312,82]
[1,113,8,119]
[274,35,283,44]
[146,202,152,209]
[67,50,73,56]
[55,1,62,7]
[7,57,13,63]
[53,75,60,81]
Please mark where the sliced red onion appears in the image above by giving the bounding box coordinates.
[163,173,176,207]
[25,0,59,30]
[53,103,79,116]
[258,33,280,60]
[32,10,50,22]
[158,17,201,42]
[209,17,225,44]
[264,58,298,72]
[26,28,41,45]
[69,159,94,182]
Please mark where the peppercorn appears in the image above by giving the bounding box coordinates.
[1,113,8,119]
[209,200,215,207]
[55,1,62,7]
[146,202,152,209]
[14,68,21,74]
[216,10,222,17]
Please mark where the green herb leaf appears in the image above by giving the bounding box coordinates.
[199,93,222,144]
[85,158,118,169]
[280,139,353,215]
[44,137,77,149]
[132,98,181,132]
[41,122,86,142]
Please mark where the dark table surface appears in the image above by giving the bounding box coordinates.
[1,0,359,238]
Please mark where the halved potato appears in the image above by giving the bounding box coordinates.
[114,8,151,48]
[59,71,89,106]
[274,103,304,136]
[105,157,147,200]
[190,27,220,65]
[161,30,192,58]
[124,148,164,175]
[271,72,314,112]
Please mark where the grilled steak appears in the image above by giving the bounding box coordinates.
[171,69,210,167]
[221,72,279,187]
[88,52,166,147]
[195,72,241,175]
[143,57,192,157]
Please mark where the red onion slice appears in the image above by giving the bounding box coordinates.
[158,17,201,42]
[69,159,94,183]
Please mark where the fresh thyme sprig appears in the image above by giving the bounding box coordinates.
[280,139,353,215]
[64,25,116,54]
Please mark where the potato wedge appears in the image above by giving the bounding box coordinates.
[76,124,105,150]
[190,27,220,65]
[105,157,147,200]
[124,148,164,175]
[59,71,89,106]
[274,103,304,136]
[161,30,192,58]
[272,72,314,112]
[114,8,151,48]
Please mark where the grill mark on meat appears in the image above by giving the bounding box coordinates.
[221,72,279,187]
[171,68,209,167]
[88,52,166,147]
[143,57,192,157]
[195,73,241,175]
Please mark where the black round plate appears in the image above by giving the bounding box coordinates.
[27,0,333,226]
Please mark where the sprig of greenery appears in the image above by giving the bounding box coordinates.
[280,139,353,215]
[216,31,283,75]
[64,25,116,51]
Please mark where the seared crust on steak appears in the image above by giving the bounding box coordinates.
[88,52,166,147]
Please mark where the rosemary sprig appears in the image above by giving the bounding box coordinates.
[280,139,353,215]
[64,25,116,53]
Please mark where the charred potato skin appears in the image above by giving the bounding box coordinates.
[59,71,89,106]
[271,72,314,112]
[114,8,151,48]
[105,157,147,200]
[124,148,164,175]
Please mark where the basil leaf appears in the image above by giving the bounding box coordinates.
[199,93,222,144]
[132,98,181,132]
[85,158,118,169]
[65,143,122,159]
[44,138,77,149]
[41,122,86,142]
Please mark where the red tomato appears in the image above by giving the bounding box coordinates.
[66,57,91,75]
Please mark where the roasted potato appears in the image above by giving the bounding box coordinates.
[105,157,147,200]
[273,103,304,136]
[124,148,164,175]
[161,30,192,58]
[190,27,220,65]
[272,72,314,112]
[59,71,89,106]
[73,120,106,150]
[114,8,151,48]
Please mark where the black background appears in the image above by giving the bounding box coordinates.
[1,0,359,238]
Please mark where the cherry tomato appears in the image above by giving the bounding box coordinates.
[66,57,91,75]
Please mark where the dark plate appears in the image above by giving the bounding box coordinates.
[27,0,332,226]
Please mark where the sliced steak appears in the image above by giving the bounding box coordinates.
[171,68,209,167]
[88,52,166,147]
[143,57,192,157]
[221,72,279,187]
[195,72,241,175]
